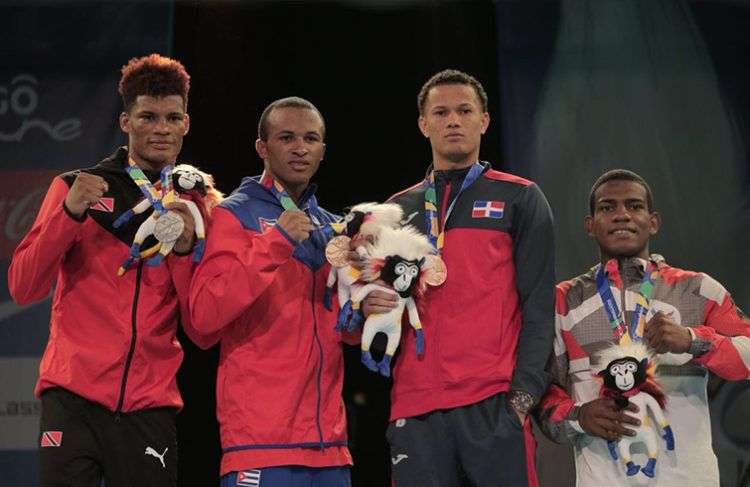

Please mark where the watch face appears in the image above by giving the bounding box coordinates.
[566,406,579,421]
[509,391,534,413]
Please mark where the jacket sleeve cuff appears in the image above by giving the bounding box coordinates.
[62,201,88,222]
[274,224,300,247]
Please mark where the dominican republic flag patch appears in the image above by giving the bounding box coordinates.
[90,197,114,213]
[40,431,63,447]
[472,200,505,219]
[236,469,261,487]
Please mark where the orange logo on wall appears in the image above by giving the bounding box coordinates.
[0,170,58,259]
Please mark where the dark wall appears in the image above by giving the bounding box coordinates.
[172,2,501,485]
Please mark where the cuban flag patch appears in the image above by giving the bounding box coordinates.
[258,217,277,232]
[472,200,505,219]
[236,469,261,487]
[40,431,63,447]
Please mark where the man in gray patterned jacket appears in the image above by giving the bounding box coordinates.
[536,169,749,487]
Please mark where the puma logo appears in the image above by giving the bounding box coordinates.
[145,446,168,468]
[391,453,409,465]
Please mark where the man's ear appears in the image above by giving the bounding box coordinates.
[480,111,490,135]
[584,215,594,237]
[255,138,267,160]
[183,113,190,136]
[119,111,130,133]
[649,211,661,236]
[418,116,429,138]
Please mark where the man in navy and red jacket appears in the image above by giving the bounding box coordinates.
[189,97,353,487]
[363,69,555,486]
[8,54,210,487]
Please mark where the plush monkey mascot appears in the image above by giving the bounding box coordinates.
[114,163,219,274]
[324,202,403,330]
[349,225,445,377]
[595,342,675,478]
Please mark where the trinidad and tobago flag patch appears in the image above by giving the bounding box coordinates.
[40,431,63,447]
[89,197,114,213]
[472,200,505,219]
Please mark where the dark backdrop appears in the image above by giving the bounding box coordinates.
[172,2,501,486]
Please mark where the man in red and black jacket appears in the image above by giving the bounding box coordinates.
[8,54,210,487]
[364,70,555,486]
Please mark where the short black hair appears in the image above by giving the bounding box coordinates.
[417,69,488,115]
[589,169,654,215]
[257,96,325,141]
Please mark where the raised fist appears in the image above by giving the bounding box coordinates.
[64,172,108,217]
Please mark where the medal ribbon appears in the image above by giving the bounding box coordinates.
[596,261,658,344]
[260,171,335,245]
[261,171,298,210]
[423,161,485,252]
[126,157,172,214]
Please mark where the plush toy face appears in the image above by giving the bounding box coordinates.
[343,210,366,238]
[173,169,206,195]
[381,256,421,297]
[602,356,647,392]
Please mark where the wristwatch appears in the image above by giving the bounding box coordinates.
[686,327,712,357]
[566,405,580,422]
[508,390,535,414]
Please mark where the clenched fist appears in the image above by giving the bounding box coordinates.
[277,210,314,242]
[644,311,691,354]
[64,172,109,218]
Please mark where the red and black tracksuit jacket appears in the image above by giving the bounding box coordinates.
[8,147,210,413]
[386,162,555,420]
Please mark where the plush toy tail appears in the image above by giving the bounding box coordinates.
[324,286,334,311]
[192,238,206,263]
[113,209,135,229]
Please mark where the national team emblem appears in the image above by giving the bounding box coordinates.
[89,197,114,213]
[472,200,505,219]
[258,217,277,232]
[236,469,261,487]
[40,431,63,447]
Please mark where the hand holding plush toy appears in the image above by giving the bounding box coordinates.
[595,342,675,479]
[349,225,445,377]
[324,202,403,330]
[114,163,221,274]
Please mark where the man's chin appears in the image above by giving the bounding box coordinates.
[604,246,645,259]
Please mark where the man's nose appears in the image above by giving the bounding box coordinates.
[154,118,170,133]
[612,205,632,221]
[446,111,461,127]
[291,141,308,156]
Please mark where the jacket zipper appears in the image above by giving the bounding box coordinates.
[311,268,325,447]
[439,181,452,234]
[619,260,626,331]
[115,260,142,417]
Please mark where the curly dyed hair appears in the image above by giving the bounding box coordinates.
[118,53,190,112]
[417,69,488,115]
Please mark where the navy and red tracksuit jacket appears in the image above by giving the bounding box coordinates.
[386,162,555,420]
[189,176,353,475]
[8,147,210,413]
